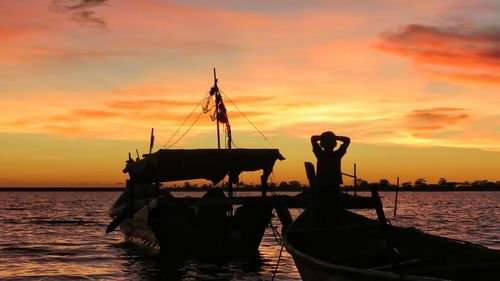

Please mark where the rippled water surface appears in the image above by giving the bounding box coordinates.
[0,191,498,280]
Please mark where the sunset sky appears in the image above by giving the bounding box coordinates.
[1,0,499,187]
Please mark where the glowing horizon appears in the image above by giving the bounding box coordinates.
[0,0,498,187]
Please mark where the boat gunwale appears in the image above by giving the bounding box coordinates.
[283,211,451,281]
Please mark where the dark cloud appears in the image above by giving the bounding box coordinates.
[377,23,500,84]
[381,24,500,44]
[406,108,469,131]
[52,0,109,28]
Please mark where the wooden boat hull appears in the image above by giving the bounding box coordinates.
[284,207,500,281]
[118,199,161,250]
[149,197,272,258]
[285,235,443,281]
[110,189,273,259]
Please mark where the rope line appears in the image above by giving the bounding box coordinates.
[162,93,209,149]
[269,208,284,280]
[231,139,239,149]
[269,210,283,245]
[164,110,204,149]
[271,242,285,281]
[220,91,273,147]
[160,88,273,149]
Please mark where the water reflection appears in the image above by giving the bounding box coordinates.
[114,220,301,281]
[0,191,497,280]
[116,242,276,280]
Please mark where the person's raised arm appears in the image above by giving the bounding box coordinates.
[311,135,322,154]
[311,135,321,145]
[336,136,350,150]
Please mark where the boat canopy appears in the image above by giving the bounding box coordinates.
[123,148,284,185]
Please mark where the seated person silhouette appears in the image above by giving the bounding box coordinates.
[311,131,350,204]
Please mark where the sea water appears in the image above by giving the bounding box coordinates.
[0,191,498,280]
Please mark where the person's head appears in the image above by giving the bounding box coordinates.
[320,131,337,151]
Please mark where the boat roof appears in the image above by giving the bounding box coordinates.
[124,148,284,184]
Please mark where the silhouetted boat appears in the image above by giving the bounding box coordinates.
[284,163,500,281]
[106,69,292,259]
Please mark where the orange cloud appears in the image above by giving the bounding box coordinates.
[377,23,500,84]
[426,69,500,85]
[43,124,90,136]
[406,108,469,131]
[106,99,196,110]
[224,95,273,104]
[0,93,273,140]
[71,108,121,118]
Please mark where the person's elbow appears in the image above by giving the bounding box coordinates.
[338,136,350,146]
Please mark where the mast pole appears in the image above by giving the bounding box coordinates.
[214,68,221,149]
[149,128,154,154]
[394,177,400,217]
[353,163,357,196]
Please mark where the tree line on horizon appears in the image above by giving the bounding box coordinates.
[165,178,500,190]
[357,178,499,189]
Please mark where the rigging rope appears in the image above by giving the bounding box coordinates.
[164,110,204,149]
[160,86,274,149]
[220,91,274,147]
[162,93,209,149]
[231,139,239,149]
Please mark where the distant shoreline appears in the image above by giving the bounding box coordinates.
[0,186,499,192]
[0,187,125,192]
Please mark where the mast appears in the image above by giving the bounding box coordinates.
[149,128,154,154]
[213,68,221,149]
[210,68,232,150]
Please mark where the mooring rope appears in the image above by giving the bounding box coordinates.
[269,207,285,280]
[270,220,282,245]
[271,242,285,281]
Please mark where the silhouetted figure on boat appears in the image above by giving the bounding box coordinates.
[311,131,350,218]
[311,131,350,189]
